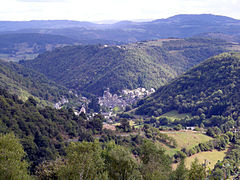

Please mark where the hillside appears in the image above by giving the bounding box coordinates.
[0,87,103,170]
[0,33,79,62]
[20,38,239,95]
[0,60,72,104]
[135,52,240,125]
[2,14,240,43]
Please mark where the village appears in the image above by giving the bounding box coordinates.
[98,87,155,119]
[54,87,155,120]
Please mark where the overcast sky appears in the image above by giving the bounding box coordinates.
[1,0,240,22]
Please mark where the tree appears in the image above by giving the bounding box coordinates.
[0,133,30,179]
[188,159,207,180]
[57,141,105,180]
[119,118,131,132]
[210,167,225,180]
[171,158,188,180]
[140,140,172,180]
[25,96,37,107]
[88,97,100,112]
[88,114,104,133]
[206,127,216,137]
[103,141,141,180]
[174,151,187,163]
[35,158,65,179]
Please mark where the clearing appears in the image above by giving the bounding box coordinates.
[157,110,192,121]
[160,131,213,156]
[184,149,227,169]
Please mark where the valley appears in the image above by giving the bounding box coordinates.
[1,14,240,179]
[20,37,240,95]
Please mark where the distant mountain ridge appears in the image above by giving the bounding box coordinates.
[0,20,98,31]
[1,14,240,43]
[0,33,122,62]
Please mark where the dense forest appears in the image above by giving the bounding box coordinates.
[0,87,105,172]
[136,52,240,126]
[0,60,73,104]
[20,37,238,95]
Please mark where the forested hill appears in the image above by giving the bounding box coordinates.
[0,87,103,170]
[20,38,239,95]
[136,52,240,123]
[0,60,72,104]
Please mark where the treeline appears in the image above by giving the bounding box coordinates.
[143,126,177,148]
[136,52,240,127]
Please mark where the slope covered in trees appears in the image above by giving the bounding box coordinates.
[20,38,239,95]
[0,60,72,104]
[0,88,104,170]
[136,52,240,125]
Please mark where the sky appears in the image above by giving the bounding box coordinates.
[1,0,240,22]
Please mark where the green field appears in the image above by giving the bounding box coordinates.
[184,149,227,169]
[166,131,227,170]
[112,120,136,127]
[160,131,213,156]
[157,110,192,121]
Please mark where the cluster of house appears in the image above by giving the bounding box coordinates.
[98,87,155,119]
[98,88,128,109]
[54,97,69,109]
[54,87,155,121]
[122,87,155,100]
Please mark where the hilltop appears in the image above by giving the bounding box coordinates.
[136,52,240,124]
[20,37,239,95]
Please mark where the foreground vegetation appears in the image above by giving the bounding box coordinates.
[0,88,104,171]
[2,128,240,179]
[0,132,213,180]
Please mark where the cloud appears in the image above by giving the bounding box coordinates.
[1,0,240,21]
